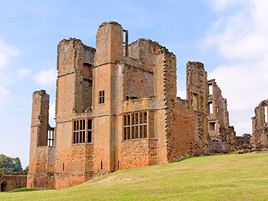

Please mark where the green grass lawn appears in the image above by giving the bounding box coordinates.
[1,152,268,201]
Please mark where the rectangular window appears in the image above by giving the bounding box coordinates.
[209,84,213,95]
[123,111,148,140]
[265,106,268,123]
[99,90,105,104]
[209,122,216,131]
[73,119,93,144]
[88,119,92,143]
[47,128,55,147]
[208,102,213,114]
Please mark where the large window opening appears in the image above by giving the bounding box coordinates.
[123,111,147,140]
[73,119,93,144]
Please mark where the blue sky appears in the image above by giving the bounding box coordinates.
[1,0,267,167]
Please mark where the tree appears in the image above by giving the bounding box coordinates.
[0,154,23,173]
[23,166,29,174]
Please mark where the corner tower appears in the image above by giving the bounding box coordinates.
[92,22,124,173]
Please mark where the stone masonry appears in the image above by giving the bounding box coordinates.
[0,173,27,192]
[251,100,268,148]
[28,21,235,189]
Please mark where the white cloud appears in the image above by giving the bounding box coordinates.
[34,68,56,87]
[17,68,31,78]
[0,40,19,70]
[206,0,268,134]
[209,0,247,11]
[0,86,10,108]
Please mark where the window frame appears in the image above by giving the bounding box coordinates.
[123,111,148,141]
[72,118,93,144]
[99,90,105,104]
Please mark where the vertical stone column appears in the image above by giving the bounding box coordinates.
[27,90,49,188]
[186,61,209,154]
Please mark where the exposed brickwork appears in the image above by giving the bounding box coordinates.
[251,100,268,148]
[0,173,27,192]
[28,21,234,189]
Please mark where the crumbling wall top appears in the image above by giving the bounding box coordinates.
[129,38,175,57]
[33,90,48,96]
[99,21,122,28]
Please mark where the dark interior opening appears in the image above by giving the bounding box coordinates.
[1,182,7,192]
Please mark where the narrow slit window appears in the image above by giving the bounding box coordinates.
[265,106,268,123]
[88,119,92,143]
[208,102,213,114]
[209,84,213,95]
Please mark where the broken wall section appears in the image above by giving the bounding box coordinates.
[207,79,236,152]
[127,39,177,163]
[251,100,268,148]
[186,61,209,155]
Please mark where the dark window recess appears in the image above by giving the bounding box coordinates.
[101,161,103,170]
[123,29,128,57]
[88,119,92,143]
[99,90,105,104]
[83,63,93,68]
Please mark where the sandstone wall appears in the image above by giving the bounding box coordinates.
[0,174,27,192]
[251,100,268,148]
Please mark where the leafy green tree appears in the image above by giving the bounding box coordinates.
[0,154,23,173]
[23,166,29,174]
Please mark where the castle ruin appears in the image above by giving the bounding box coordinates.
[27,21,235,189]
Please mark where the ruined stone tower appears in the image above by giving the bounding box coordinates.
[27,90,55,188]
[251,100,268,148]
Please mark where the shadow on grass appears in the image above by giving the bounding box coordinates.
[9,188,43,193]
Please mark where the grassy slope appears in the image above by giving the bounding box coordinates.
[1,152,268,201]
